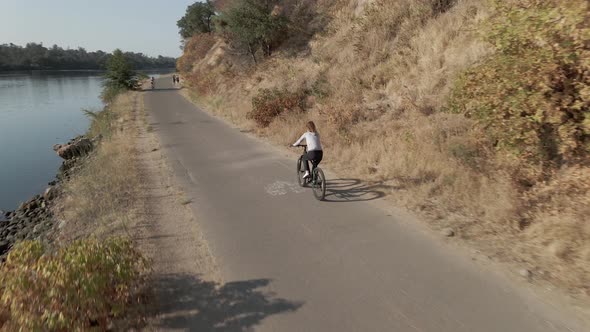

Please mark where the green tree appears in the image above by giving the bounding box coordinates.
[220,0,288,63]
[102,49,140,102]
[177,1,217,39]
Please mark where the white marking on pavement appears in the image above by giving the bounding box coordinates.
[265,181,306,196]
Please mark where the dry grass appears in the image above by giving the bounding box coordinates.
[517,167,590,295]
[56,92,143,241]
[181,0,590,299]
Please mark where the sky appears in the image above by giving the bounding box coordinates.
[1,0,199,57]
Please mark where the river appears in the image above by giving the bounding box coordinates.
[0,71,104,211]
[0,70,170,211]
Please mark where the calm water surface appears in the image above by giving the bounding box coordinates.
[0,71,103,211]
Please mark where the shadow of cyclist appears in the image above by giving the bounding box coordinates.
[323,178,389,203]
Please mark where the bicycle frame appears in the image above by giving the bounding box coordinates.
[297,145,319,183]
[295,144,326,200]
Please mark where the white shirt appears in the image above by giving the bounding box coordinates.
[293,131,323,151]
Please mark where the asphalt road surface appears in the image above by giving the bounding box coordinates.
[144,77,585,331]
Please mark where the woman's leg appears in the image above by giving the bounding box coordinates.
[301,154,311,172]
[313,151,323,167]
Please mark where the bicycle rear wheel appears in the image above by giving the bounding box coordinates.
[312,168,326,200]
[296,157,305,187]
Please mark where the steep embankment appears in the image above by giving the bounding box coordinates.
[179,0,590,300]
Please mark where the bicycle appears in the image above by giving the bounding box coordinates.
[295,144,326,201]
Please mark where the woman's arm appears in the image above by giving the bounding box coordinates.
[292,133,306,146]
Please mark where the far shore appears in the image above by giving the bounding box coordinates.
[0,68,176,74]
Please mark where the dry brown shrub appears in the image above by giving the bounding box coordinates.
[248,88,306,127]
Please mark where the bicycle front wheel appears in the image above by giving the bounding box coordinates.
[312,168,326,201]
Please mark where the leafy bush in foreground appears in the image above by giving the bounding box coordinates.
[248,88,306,127]
[449,0,590,182]
[0,238,147,331]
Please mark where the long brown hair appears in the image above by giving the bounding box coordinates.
[306,121,317,133]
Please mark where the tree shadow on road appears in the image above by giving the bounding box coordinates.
[323,178,390,203]
[151,274,303,331]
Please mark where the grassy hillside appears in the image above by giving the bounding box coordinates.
[178,0,589,297]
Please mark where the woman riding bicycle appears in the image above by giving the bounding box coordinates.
[292,121,323,179]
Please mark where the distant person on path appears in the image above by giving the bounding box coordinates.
[292,121,323,179]
[172,75,177,86]
[150,76,155,89]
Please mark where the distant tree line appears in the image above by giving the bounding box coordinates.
[0,43,176,71]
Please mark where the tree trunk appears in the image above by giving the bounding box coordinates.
[248,44,257,64]
[261,41,272,57]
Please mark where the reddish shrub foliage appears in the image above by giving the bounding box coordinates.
[248,88,306,127]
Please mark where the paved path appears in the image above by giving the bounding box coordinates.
[144,78,584,331]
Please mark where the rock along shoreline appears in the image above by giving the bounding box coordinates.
[0,136,98,258]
